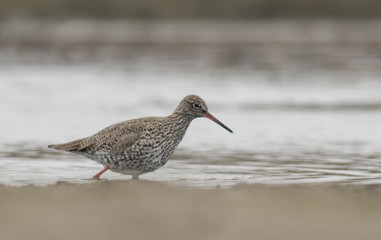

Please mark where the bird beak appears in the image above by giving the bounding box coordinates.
[203,112,233,133]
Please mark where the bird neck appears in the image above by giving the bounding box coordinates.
[170,109,195,122]
[158,113,191,149]
[167,110,194,131]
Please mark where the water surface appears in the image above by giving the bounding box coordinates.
[1,21,381,187]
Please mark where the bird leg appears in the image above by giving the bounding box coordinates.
[132,175,139,180]
[93,166,110,179]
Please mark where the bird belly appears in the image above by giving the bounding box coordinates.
[85,147,170,175]
[83,130,184,176]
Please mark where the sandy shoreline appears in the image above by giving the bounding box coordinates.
[1,181,381,240]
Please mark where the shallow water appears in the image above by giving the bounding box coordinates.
[1,21,381,187]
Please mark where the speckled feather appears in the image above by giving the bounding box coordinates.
[48,94,232,179]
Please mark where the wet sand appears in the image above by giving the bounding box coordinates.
[1,181,381,240]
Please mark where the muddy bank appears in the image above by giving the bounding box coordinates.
[1,181,381,240]
[2,20,381,71]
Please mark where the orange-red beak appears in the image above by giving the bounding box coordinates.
[203,112,233,133]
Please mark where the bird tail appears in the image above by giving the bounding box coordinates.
[48,139,85,152]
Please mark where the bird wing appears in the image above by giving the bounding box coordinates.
[88,128,142,155]
[49,117,157,155]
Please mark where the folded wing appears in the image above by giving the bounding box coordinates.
[48,117,155,155]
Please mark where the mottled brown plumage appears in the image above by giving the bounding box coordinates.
[49,94,233,179]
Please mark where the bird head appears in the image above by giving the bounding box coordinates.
[176,94,233,133]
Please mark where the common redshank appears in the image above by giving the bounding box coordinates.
[48,94,233,179]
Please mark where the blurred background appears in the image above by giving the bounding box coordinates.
[1,0,381,187]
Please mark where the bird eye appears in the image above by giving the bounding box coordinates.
[192,103,200,109]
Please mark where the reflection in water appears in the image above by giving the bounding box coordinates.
[0,21,381,187]
[1,140,381,187]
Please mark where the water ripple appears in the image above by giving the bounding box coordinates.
[1,143,380,187]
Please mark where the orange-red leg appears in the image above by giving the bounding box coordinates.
[93,166,110,179]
